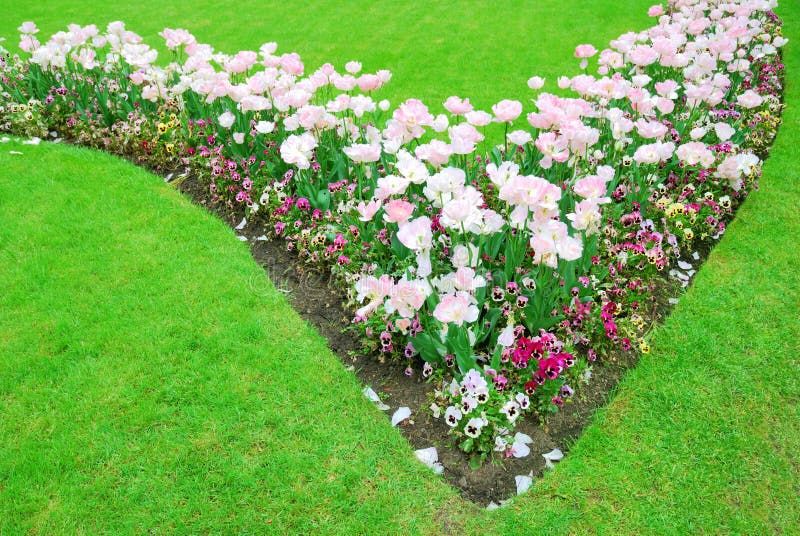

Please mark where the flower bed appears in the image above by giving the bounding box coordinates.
[0,0,787,500]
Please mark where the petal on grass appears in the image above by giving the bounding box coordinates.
[22,137,41,145]
[391,406,411,426]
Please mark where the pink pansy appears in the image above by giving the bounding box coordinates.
[383,199,415,224]
[444,96,473,115]
[492,99,523,123]
[433,292,479,327]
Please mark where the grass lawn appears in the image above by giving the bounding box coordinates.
[0,0,798,534]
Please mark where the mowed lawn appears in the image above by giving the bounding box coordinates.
[0,0,798,534]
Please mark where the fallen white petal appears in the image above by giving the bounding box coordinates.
[677,260,692,270]
[668,298,680,305]
[692,252,700,260]
[414,447,443,473]
[236,235,248,242]
[363,386,381,402]
[255,235,268,241]
[0,136,10,143]
[542,448,564,462]
[687,270,696,277]
[514,432,533,445]
[391,406,411,426]
[22,137,41,145]
[486,502,500,511]
[9,151,22,155]
[429,402,441,419]
[515,475,533,495]
[235,217,247,230]
[675,271,689,281]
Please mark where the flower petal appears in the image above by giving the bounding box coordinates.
[391,406,411,426]
[515,475,533,495]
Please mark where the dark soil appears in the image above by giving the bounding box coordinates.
[173,173,686,506]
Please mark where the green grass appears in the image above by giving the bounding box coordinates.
[1,1,799,534]
[0,0,652,110]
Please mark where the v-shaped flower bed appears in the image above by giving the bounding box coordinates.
[0,0,787,505]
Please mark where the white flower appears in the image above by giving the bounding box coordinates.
[218,111,235,129]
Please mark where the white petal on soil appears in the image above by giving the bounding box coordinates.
[687,270,696,277]
[236,235,248,242]
[486,502,500,511]
[543,448,564,468]
[675,271,689,281]
[668,298,680,305]
[22,137,41,145]
[692,252,700,260]
[515,475,533,495]
[391,406,411,426]
[414,447,443,474]
[235,217,247,230]
[255,235,269,241]
[677,260,692,270]
[363,386,381,402]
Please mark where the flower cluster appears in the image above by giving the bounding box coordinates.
[0,0,786,459]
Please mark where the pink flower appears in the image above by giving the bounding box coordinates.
[736,90,763,109]
[393,98,434,139]
[444,96,473,115]
[492,100,523,123]
[343,143,382,163]
[385,278,431,318]
[357,74,382,92]
[464,110,492,127]
[573,175,611,203]
[647,4,664,16]
[218,111,236,129]
[433,292,479,326]
[345,60,362,74]
[527,76,545,90]
[574,44,597,58]
[354,274,393,317]
[355,199,381,222]
[676,142,715,167]
[279,132,318,170]
[233,132,245,144]
[415,140,452,167]
[397,216,432,252]
[18,21,38,34]
[383,199,415,224]
[534,132,569,169]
